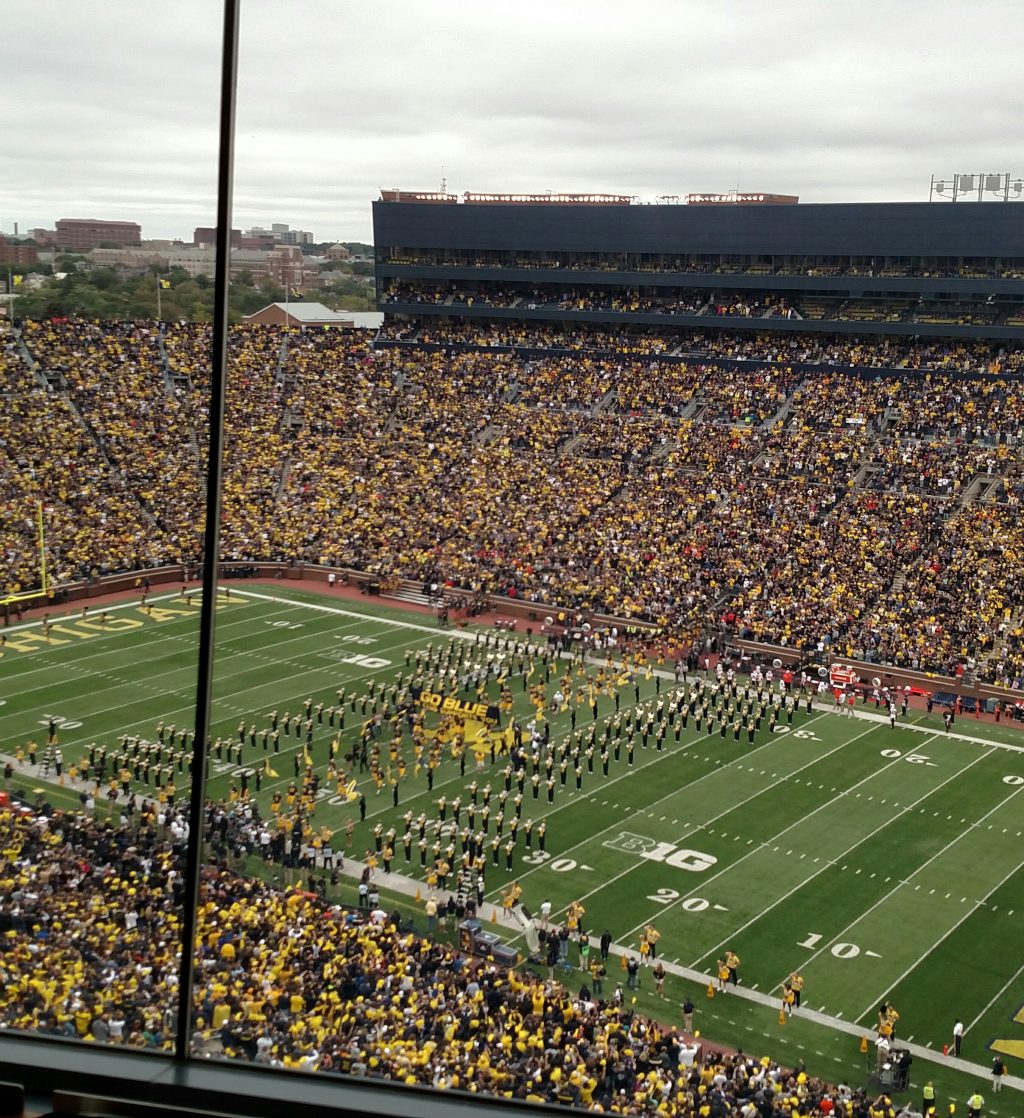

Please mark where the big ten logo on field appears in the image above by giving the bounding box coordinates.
[603,831,717,872]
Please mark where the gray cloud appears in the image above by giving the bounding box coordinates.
[3,0,1021,242]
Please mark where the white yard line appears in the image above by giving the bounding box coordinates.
[784,778,1024,1022]
[731,741,989,993]
[497,714,856,917]
[624,725,915,952]
[966,956,1024,1035]
[851,800,1024,1023]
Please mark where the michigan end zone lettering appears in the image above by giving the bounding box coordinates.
[0,594,247,657]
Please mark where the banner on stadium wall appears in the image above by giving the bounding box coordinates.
[829,663,861,688]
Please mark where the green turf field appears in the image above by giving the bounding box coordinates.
[2,583,1022,1109]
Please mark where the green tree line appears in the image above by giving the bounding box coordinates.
[11,262,375,322]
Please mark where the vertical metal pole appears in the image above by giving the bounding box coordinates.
[37,500,47,597]
[174,0,240,1061]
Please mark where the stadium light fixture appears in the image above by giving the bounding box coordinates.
[930,171,1020,201]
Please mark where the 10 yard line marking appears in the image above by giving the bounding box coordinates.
[833,779,1024,1023]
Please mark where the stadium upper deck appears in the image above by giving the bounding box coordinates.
[373,195,1024,344]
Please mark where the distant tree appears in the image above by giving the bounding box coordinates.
[90,267,120,291]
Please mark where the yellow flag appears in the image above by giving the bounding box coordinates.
[159,278,171,289]
[12,275,23,286]
[263,757,278,778]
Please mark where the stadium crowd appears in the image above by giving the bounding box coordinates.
[4,319,1024,686]
[380,247,1024,281]
[0,796,888,1116]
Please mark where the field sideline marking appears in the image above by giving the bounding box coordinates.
[230,588,458,637]
[331,850,1024,1094]
[811,701,1024,756]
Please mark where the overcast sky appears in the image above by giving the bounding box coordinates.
[3,0,1021,243]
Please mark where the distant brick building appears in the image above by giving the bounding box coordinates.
[0,237,38,265]
[193,227,242,249]
[55,218,141,252]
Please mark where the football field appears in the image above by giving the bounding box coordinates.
[1,583,1022,1103]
